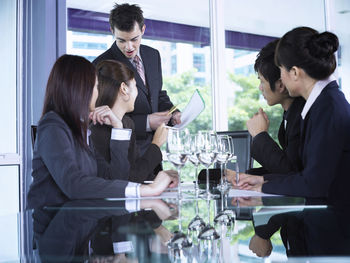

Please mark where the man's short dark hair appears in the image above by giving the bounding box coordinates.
[109,3,144,32]
[254,39,280,91]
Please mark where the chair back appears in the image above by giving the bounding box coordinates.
[31,125,37,150]
[217,130,253,172]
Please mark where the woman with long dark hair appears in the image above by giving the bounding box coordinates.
[27,55,178,208]
[236,27,350,202]
[90,60,167,182]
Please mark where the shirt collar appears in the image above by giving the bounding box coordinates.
[301,75,337,119]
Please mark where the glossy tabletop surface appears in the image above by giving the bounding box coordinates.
[1,192,350,262]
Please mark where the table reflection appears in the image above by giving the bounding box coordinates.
[25,195,350,262]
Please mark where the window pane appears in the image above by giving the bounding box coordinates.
[0,0,17,153]
[223,0,326,142]
[0,166,19,214]
[333,0,350,102]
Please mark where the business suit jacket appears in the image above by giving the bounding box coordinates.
[89,116,162,183]
[93,43,174,155]
[262,81,350,201]
[249,97,305,175]
[27,111,131,208]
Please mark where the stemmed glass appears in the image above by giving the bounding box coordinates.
[196,131,218,198]
[189,134,201,194]
[216,135,231,192]
[166,128,190,198]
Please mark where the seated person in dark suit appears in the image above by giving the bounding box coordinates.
[90,60,168,182]
[235,27,350,202]
[27,55,178,208]
[227,39,305,182]
[93,3,181,161]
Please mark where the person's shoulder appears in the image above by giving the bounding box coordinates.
[92,43,118,66]
[141,44,159,55]
[39,111,66,128]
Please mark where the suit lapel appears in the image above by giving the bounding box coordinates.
[112,43,149,96]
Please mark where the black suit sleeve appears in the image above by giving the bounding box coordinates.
[38,124,128,199]
[127,119,162,182]
[251,131,296,174]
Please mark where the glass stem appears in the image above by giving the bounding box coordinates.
[206,167,210,196]
[220,163,224,188]
[177,167,182,199]
[224,162,227,186]
[194,165,198,193]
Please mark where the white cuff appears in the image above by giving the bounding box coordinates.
[146,115,152,132]
[113,241,134,254]
[111,128,132,140]
[125,199,140,212]
[125,182,141,198]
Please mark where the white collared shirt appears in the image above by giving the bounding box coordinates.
[301,75,337,119]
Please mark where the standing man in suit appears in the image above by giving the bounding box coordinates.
[93,3,181,156]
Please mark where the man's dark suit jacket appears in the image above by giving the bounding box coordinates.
[89,116,162,183]
[93,43,174,155]
[262,81,350,201]
[248,97,305,176]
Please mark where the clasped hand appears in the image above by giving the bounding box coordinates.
[89,105,123,128]
[246,108,269,137]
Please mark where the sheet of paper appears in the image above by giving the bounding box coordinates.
[228,188,280,197]
[173,89,205,129]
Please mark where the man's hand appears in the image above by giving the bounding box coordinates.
[152,123,168,147]
[246,108,269,137]
[249,234,272,257]
[149,111,172,130]
[171,111,182,125]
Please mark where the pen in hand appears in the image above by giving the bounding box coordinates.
[236,162,240,185]
[167,104,179,115]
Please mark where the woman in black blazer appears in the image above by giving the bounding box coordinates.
[235,27,350,202]
[89,60,168,183]
[27,55,178,208]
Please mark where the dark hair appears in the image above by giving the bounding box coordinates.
[254,39,280,91]
[42,54,96,149]
[275,26,339,80]
[96,60,135,108]
[109,3,144,32]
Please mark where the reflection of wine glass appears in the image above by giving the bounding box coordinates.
[187,194,205,244]
[168,200,192,251]
[198,198,219,241]
[216,135,231,192]
[166,128,190,198]
[189,134,201,193]
[196,131,218,198]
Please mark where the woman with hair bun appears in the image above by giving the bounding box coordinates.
[235,27,350,202]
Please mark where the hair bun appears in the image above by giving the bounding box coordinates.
[308,32,339,58]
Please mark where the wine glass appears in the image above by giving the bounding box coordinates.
[196,131,218,198]
[189,134,201,194]
[216,135,231,192]
[166,128,190,198]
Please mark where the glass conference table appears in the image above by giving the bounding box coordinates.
[2,185,350,263]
